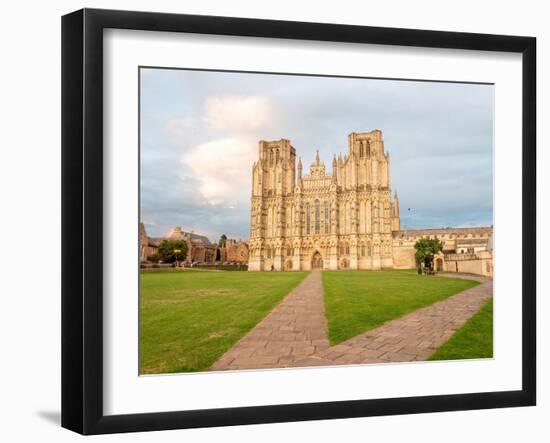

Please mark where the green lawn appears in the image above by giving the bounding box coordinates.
[429,298,493,361]
[322,270,480,345]
[140,269,307,374]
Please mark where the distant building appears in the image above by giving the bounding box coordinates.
[219,239,249,264]
[393,227,493,277]
[140,222,159,262]
[140,224,217,265]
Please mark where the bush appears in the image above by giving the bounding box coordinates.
[148,253,161,263]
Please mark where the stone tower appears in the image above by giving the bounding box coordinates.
[249,139,296,270]
[391,191,401,231]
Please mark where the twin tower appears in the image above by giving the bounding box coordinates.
[248,130,400,271]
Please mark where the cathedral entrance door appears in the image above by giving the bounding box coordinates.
[311,252,323,270]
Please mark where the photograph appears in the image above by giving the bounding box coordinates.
[0,0,543,439]
[138,67,494,375]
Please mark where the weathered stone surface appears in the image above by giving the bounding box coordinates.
[209,270,329,370]
[248,131,398,272]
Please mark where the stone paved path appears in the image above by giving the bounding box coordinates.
[209,270,329,370]
[292,274,492,367]
[210,272,492,371]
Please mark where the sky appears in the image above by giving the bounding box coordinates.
[140,68,494,241]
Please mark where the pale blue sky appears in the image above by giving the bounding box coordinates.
[140,68,493,241]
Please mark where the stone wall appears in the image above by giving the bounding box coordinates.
[391,245,417,269]
[220,239,249,264]
[392,227,492,269]
[443,251,493,277]
[226,240,249,263]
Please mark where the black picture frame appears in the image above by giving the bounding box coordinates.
[61,8,536,435]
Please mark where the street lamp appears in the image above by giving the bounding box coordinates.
[173,249,181,268]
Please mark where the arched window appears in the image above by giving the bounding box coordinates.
[324,202,329,234]
[315,200,320,234]
[306,204,311,235]
[367,243,372,256]
[276,149,280,163]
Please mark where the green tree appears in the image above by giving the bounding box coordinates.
[147,253,160,263]
[158,240,188,266]
[414,238,443,273]
[218,234,227,247]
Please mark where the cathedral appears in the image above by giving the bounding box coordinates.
[248,130,400,271]
[138,128,492,276]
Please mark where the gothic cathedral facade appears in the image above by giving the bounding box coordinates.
[248,130,400,271]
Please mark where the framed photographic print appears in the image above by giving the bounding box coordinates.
[61,8,536,435]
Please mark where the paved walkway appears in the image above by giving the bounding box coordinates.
[293,274,492,367]
[210,272,492,371]
[210,270,329,370]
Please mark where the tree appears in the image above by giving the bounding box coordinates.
[147,253,160,263]
[414,238,443,274]
[218,234,227,248]
[158,239,188,266]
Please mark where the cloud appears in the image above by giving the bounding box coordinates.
[204,95,273,132]
[181,137,257,205]
[141,70,493,239]
[164,116,195,142]
[174,95,275,206]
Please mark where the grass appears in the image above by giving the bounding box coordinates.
[429,298,493,361]
[140,269,307,374]
[322,270,480,345]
